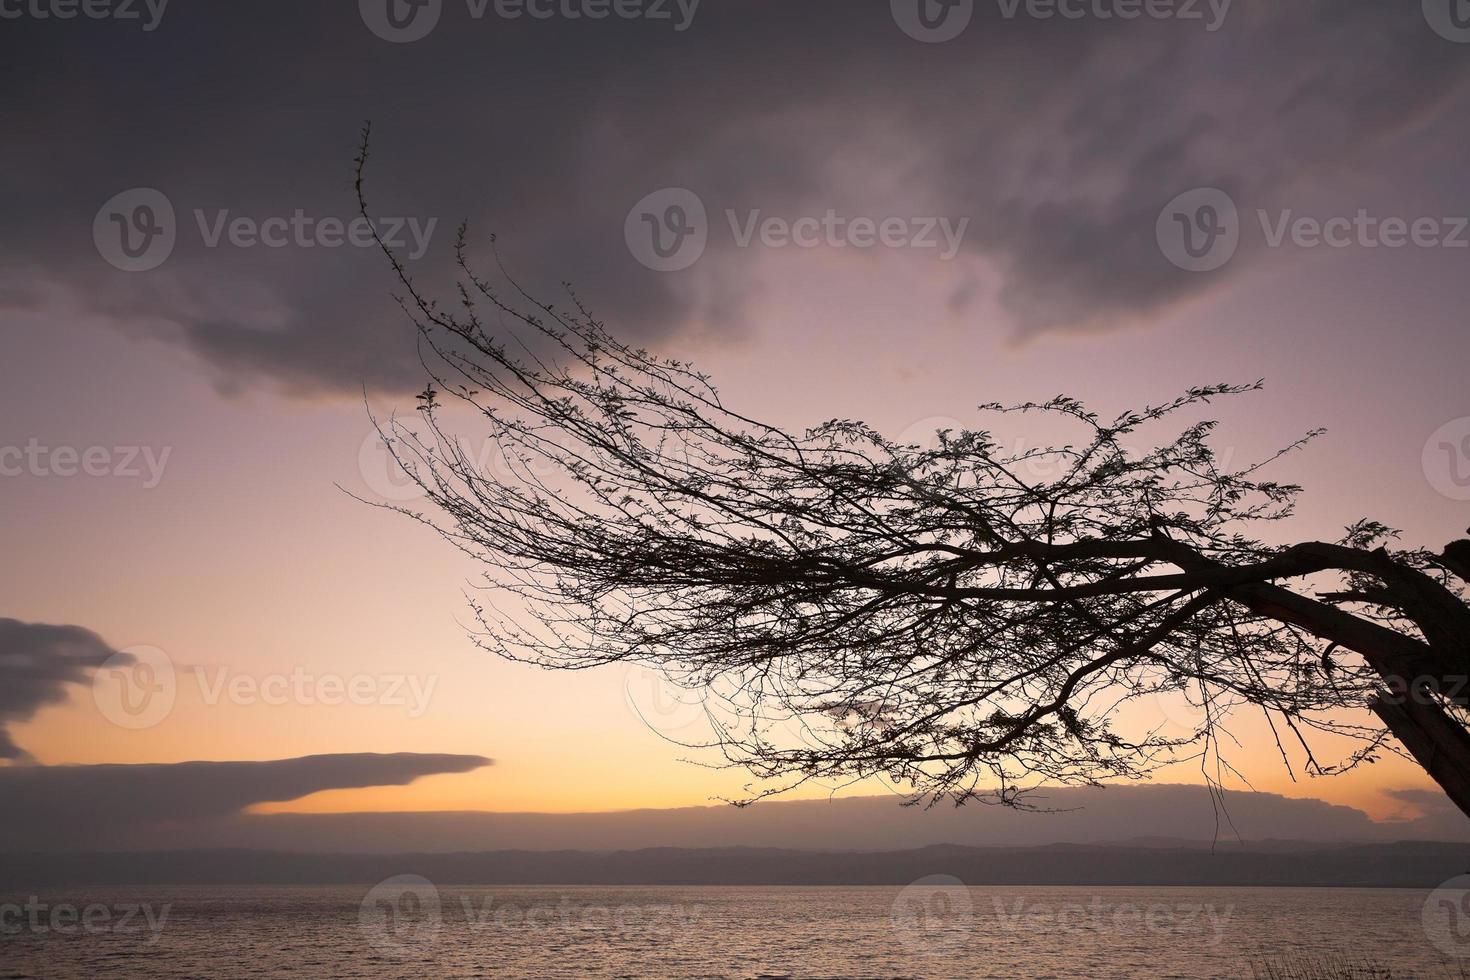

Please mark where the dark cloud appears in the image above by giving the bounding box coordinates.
[1380,785,1470,837]
[2,1,1467,393]
[1384,787,1457,809]
[0,618,126,762]
[0,752,492,849]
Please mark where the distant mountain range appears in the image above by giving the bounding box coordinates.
[7,764,1467,853]
[4,840,1466,888]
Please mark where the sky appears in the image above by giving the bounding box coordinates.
[2,0,1469,836]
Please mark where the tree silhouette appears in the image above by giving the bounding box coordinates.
[357,142,1470,818]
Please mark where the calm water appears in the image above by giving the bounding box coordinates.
[0,884,1461,978]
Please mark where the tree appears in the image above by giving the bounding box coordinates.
[356,145,1470,818]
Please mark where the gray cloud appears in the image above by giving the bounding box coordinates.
[1384,787,1457,808]
[2,1,1467,393]
[0,752,493,849]
[0,618,126,762]
[1380,786,1470,837]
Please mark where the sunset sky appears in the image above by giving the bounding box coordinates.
[3,0,1469,825]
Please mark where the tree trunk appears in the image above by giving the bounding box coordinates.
[1370,688,1470,821]
[1220,579,1470,821]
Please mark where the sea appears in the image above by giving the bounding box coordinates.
[0,884,1464,978]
